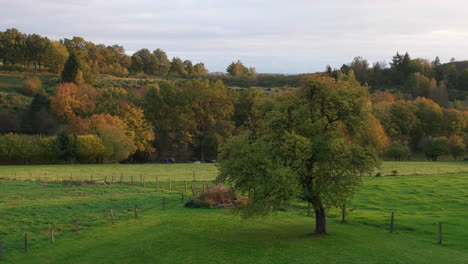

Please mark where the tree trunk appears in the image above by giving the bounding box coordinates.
[314,205,327,234]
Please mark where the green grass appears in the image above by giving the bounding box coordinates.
[0,161,466,182]
[0,163,218,182]
[0,165,467,263]
[374,161,467,175]
[0,71,60,112]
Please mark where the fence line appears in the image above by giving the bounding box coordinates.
[0,171,463,260]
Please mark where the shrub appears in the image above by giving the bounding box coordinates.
[388,141,410,161]
[449,134,466,160]
[185,185,246,209]
[421,136,450,161]
[75,135,105,163]
[22,77,43,96]
[391,170,399,176]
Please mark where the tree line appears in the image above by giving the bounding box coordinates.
[332,53,468,104]
[0,28,208,80]
[0,73,466,164]
[0,29,466,164]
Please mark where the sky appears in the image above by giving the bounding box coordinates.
[1,0,468,74]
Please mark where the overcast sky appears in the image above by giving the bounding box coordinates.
[1,0,468,73]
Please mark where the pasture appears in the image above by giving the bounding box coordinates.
[0,161,466,182]
[0,161,467,263]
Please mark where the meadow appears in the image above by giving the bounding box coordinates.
[0,161,467,263]
[0,161,466,182]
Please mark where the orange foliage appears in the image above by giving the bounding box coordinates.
[50,83,97,122]
[67,114,126,135]
[372,91,395,105]
[364,114,390,153]
[120,102,155,152]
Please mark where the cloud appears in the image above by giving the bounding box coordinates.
[1,0,468,73]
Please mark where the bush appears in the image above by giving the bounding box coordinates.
[391,170,399,176]
[22,77,43,96]
[388,141,410,161]
[185,185,246,209]
[421,136,450,161]
[449,134,466,160]
[76,135,105,163]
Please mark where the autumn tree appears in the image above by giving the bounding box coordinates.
[227,60,255,79]
[46,41,69,74]
[119,102,155,153]
[449,135,466,160]
[22,77,44,96]
[218,74,380,234]
[51,83,97,122]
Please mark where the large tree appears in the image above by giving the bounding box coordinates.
[183,79,234,161]
[218,74,380,234]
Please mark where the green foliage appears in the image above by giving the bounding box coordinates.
[387,140,410,161]
[226,60,256,79]
[46,41,69,74]
[218,74,380,233]
[61,52,94,84]
[75,134,105,163]
[98,126,136,162]
[421,136,450,161]
[0,133,60,164]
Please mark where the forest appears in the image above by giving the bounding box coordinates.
[0,28,466,164]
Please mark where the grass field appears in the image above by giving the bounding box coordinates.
[0,162,467,263]
[0,161,466,182]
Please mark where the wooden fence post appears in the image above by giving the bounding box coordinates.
[120,172,123,183]
[140,173,142,183]
[24,232,29,252]
[156,177,159,191]
[104,177,107,184]
[169,178,172,190]
[191,185,195,196]
[75,219,80,235]
[110,209,115,224]
[134,205,139,218]
[192,170,196,181]
[0,240,3,260]
[143,177,146,188]
[131,176,134,185]
[162,198,166,210]
[181,193,185,204]
[341,204,346,222]
[50,225,55,244]
[112,175,114,183]
[438,222,443,244]
[185,180,188,193]
[390,212,395,233]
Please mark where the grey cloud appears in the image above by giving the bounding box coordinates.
[1,0,468,73]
